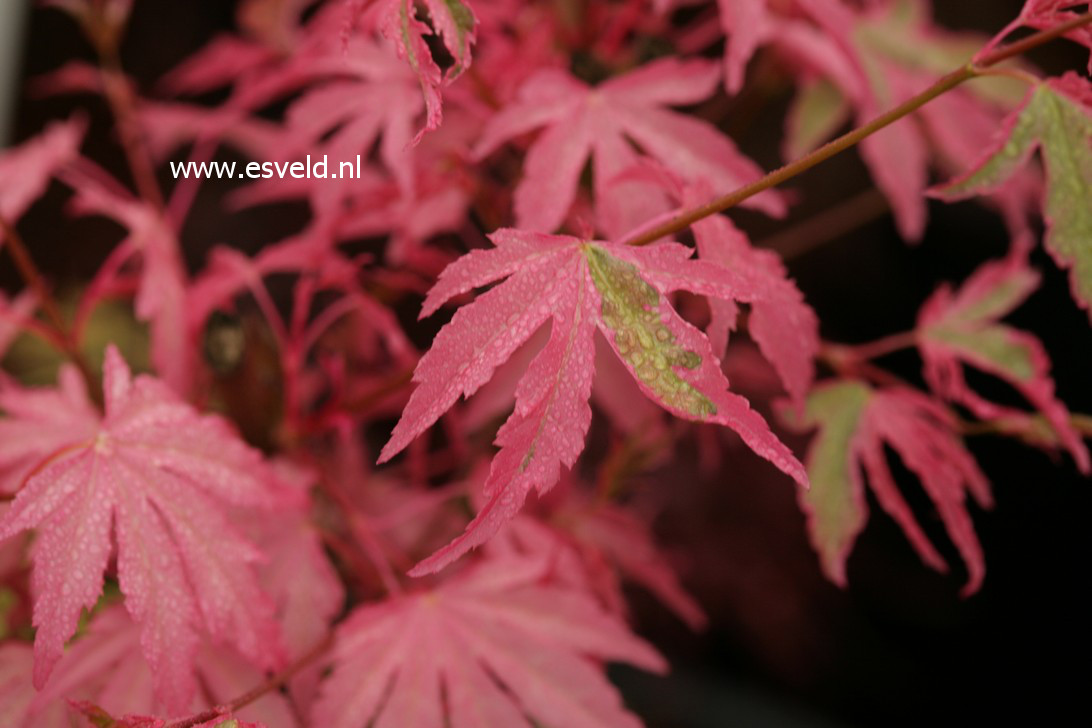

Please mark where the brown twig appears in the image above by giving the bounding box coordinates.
[164,633,335,728]
[624,12,1092,248]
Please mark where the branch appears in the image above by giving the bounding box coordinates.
[0,214,98,395]
[624,12,1092,247]
[163,633,334,728]
[95,46,166,211]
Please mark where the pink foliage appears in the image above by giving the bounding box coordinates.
[472,58,784,237]
[791,383,993,595]
[313,555,666,728]
[917,256,1091,471]
[0,119,84,224]
[382,229,806,574]
[0,1,1089,725]
[0,347,288,710]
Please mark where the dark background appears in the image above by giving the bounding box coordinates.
[3,1,1089,726]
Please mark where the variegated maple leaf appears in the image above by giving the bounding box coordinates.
[620,165,819,406]
[932,73,1092,322]
[379,229,808,574]
[312,555,666,728]
[917,256,1090,472]
[379,0,478,140]
[472,58,784,238]
[779,0,1036,241]
[0,346,286,711]
[784,382,992,595]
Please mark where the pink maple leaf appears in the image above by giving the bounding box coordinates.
[472,58,784,238]
[917,256,1091,472]
[312,555,666,728]
[656,0,771,94]
[0,346,287,711]
[0,290,37,358]
[0,118,84,225]
[980,2,1092,72]
[930,73,1092,321]
[60,165,192,395]
[271,33,427,195]
[490,493,708,631]
[787,382,993,595]
[771,0,1037,241]
[245,460,345,710]
[379,229,807,574]
[0,364,99,497]
[717,0,769,94]
[1,605,294,727]
[1,644,68,726]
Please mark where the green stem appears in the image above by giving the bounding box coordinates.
[625,11,1092,247]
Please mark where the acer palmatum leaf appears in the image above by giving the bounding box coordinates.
[247,461,345,710]
[717,0,768,94]
[0,644,68,726]
[472,58,784,238]
[981,2,1092,71]
[623,166,819,407]
[0,290,37,358]
[0,365,99,496]
[492,499,708,631]
[917,256,1090,472]
[655,0,768,94]
[379,229,807,574]
[312,556,666,728]
[380,0,477,141]
[777,0,1034,241]
[932,73,1092,322]
[61,165,192,394]
[1,606,294,727]
[0,118,84,224]
[69,697,267,728]
[786,382,992,595]
[0,346,287,711]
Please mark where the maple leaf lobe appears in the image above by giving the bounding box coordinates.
[585,244,715,418]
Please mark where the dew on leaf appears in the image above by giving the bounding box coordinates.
[583,245,717,418]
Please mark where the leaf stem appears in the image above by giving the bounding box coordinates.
[163,633,335,728]
[0,213,97,393]
[95,47,167,211]
[826,331,919,362]
[624,11,1092,247]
